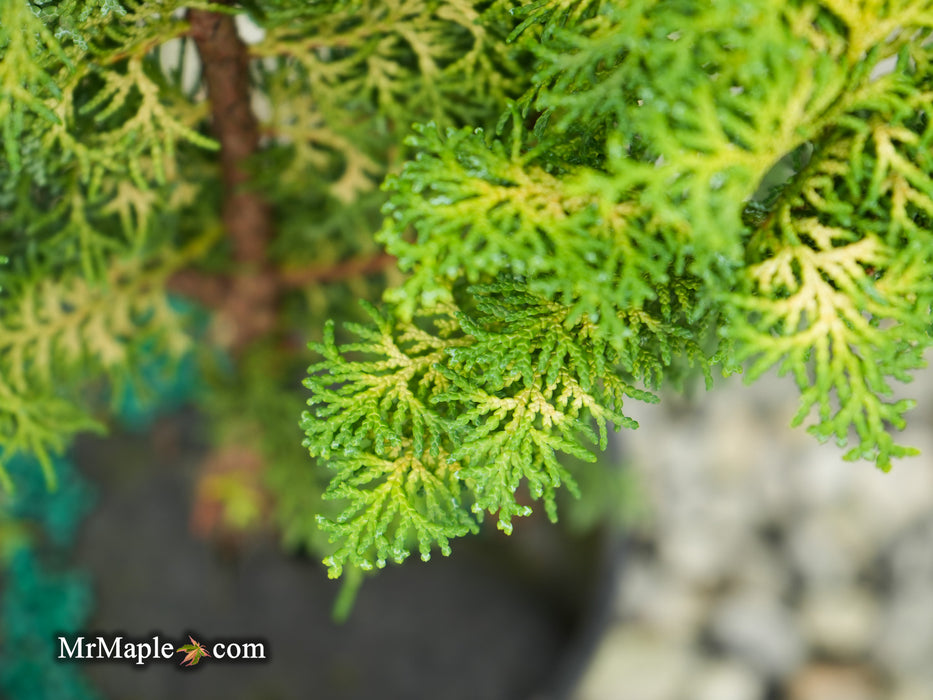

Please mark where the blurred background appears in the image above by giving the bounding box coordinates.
[5,341,933,700]
[575,366,933,700]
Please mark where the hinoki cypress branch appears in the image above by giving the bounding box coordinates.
[3,0,932,582]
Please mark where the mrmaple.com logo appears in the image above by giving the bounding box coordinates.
[57,634,267,667]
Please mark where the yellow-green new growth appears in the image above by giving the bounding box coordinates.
[306,0,933,574]
[302,292,654,577]
[3,0,933,582]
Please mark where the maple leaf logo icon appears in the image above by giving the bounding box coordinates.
[176,635,211,667]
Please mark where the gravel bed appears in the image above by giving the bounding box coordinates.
[574,366,933,700]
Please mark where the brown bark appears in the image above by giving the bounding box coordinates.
[167,268,229,309]
[188,6,277,350]
[279,251,396,288]
[169,252,396,312]
[180,8,396,350]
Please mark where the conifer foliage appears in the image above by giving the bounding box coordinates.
[2,0,933,578]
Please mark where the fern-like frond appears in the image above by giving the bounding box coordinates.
[252,0,523,127]
[246,0,528,268]
[303,304,465,460]
[71,54,217,187]
[317,447,476,577]
[1,1,219,287]
[0,231,218,489]
[303,290,662,575]
[520,0,933,280]
[730,112,933,470]
[0,1,72,173]
[380,124,670,320]
[0,383,101,493]
[439,283,650,528]
[302,304,477,576]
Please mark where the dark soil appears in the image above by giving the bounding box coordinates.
[71,413,615,700]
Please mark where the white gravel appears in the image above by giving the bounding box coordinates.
[574,364,933,699]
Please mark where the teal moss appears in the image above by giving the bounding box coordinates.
[0,456,99,700]
[0,311,206,699]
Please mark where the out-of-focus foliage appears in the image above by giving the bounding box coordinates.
[0,0,523,492]
[246,0,529,278]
